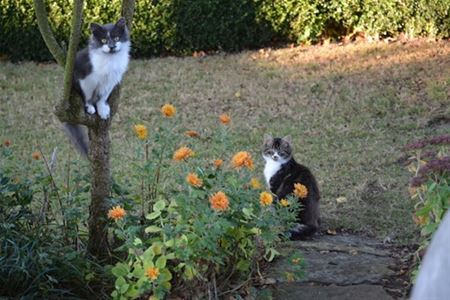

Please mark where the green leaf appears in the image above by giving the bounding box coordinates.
[164,239,174,247]
[265,248,280,262]
[242,207,255,218]
[155,256,167,269]
[132,265,144,278]
[146,211,161,220]
[145,225,162,233]
[115,276,127,290]
[142,248,155,261]
[159,268,173,282]
[236,259,251,271]
[112,263,130,277]
[154,200,166,211]
[133,238,143,246]
[184,265,194,280]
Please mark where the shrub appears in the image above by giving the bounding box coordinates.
[1,0,450,61]
[0,142,107,298]
[403,134,450,278]
[108,106,303,299]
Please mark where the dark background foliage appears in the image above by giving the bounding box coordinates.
[1,0,450,61]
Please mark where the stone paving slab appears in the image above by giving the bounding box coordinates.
[271,283,394,300]
[261,233,401,300]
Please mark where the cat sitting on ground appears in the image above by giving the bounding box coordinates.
[263,134,320,239]
[64,17,130,156]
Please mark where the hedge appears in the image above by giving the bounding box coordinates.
[1,0,449,61]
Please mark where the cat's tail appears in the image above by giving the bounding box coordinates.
[63,123,89,158]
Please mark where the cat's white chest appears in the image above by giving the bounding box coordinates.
[264,158,282,188]
[89,46,129,89]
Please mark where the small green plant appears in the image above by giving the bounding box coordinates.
[403,134,450,278]
[109,106,303,299]
[0,140,106,298]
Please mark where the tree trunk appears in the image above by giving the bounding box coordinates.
[87,118,112,258]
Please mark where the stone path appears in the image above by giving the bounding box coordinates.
[259,233,409,300]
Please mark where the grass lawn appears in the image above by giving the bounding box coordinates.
[1,39,449,244]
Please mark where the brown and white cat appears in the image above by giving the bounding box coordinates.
[263,134,320,239]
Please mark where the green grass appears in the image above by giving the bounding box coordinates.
[1,39,449,244]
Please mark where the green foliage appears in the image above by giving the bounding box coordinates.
[109,109,302,299]
[0,143,107,298]
[1,0,450,61]
[403,135,450,278]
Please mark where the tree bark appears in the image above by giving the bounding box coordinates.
[87,118,112,258]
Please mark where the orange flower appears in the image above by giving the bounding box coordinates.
[107,206,126,220]
[31,151,41,160]
[186,172,203,187]
[292,258,301,264]
[213,159,223,168]
[231,151,253,169]
[280,199,289,207]
[185,130,199,138]
[260,192,273,206]
[413,214,428,226]
[161,104,176,117]
[173,146,194,161]
[294,183,308,199]
[250,178,262,189]
[219,113,231,125]
[209,191,229,211]
[133,124,148,140]
[3,139,11,147]
[145,267,160,281]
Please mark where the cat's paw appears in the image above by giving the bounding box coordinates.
[97,102,110,120]
[85,104,96,115]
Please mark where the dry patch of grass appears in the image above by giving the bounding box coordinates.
[1,39,449,243]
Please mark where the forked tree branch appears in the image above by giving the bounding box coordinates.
[63,0,84,103]
[33,0,66,66]
[121,0,136,31]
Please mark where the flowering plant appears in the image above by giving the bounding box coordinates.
[403,134,450,277]
[110,105,301,299]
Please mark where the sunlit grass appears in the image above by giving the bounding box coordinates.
[1,39,449,243]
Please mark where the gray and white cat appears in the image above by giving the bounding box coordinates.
[64,18,130,156]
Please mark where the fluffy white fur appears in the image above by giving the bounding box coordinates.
[79,40,130,119]
[263,152,288,188]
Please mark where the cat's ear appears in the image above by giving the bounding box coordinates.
[90,23,102,33]
[263,133,273,144]
[116,17,126,28]
[282,135,292,145]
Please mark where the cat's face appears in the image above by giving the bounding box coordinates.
[262,135,293,163]
[90,18,129,54]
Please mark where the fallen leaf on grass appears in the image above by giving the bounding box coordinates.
[326,229,337,235]
[336,196,347,204]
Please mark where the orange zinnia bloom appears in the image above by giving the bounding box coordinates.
[213,159,223,168]
[294,183,308,199]
[250,178,262,189]
[173,146,194,161]
[186,172,203,187]
[107,206,126,220]
[280,199,289,207]
[260,192,273,206]
[3,139,11,147]
[185,130,200,138]
[161,104,176,117]
[209,191,229,211]
[31,151,41,160]
[219,113,231,125]
[133,124,148,140]
[146,267,160,281]
[231,151,253,169]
